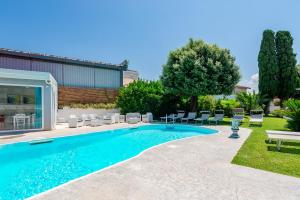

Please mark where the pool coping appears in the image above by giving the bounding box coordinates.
[26,125,221,199]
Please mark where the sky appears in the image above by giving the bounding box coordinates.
[0,0,299,90]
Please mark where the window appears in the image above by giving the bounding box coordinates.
[0,85,42,131]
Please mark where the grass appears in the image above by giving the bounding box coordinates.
[226,116,300,178]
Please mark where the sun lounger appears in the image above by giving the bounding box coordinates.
[126,113,141,124]
[174,113,185,121]
[266,130,300,150]
[209,110,224,125]
[194,111,210,124]
[249,110,263,126]
[181,112,196,123]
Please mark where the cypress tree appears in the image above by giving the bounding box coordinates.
[258,30,279,100]
[276,31,298,103]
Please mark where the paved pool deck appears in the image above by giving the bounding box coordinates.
[0,123,141,145]
[1,124,300,200]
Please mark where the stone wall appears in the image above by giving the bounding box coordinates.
[58,86,118,106]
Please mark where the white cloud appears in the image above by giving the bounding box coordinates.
[239,73,259,93]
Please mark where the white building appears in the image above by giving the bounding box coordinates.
[0,68,57,132]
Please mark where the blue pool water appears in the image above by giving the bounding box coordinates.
[0,124,217,199]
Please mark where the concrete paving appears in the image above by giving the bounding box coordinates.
[0,123,141,145]
[21,125,300,200]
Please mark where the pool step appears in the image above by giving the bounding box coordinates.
[29,138,54,145]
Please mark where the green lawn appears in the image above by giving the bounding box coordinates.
[226,116,300,178]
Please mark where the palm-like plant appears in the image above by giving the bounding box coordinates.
[236,92,264,114]
[284,99,300,131]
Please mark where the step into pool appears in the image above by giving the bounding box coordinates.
[0,124,218,199]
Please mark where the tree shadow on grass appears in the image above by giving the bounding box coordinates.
[267,146,300,155]
[249,124,263,128]
[219,121,231,126]
[265,140,300,147]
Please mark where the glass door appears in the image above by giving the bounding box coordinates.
[0,85,43,131]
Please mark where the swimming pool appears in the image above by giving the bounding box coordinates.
[0,124,218,199]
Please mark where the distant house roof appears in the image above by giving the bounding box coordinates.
[235,85,251,89]
[0,48,126,71]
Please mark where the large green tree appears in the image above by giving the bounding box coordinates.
[276,31,298,103]
[161,39,240,111]
[297,64,300,88]
[258,30,279,99]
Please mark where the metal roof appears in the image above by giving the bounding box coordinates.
[0,68,57,85]
[0,48,126,71]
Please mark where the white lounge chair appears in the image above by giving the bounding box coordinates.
[266,130,300,150]
[194,111,210,124]
[181,112,196,123]
[126,113,141,124]
[249,110,263,126]
[209,110,224,125]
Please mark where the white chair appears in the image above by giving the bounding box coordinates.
[142,112,153,122]
[88,114,102,127]
[194,111,210,124]
[114,113,120,123]
[68,115,83,128]
[102,113,116,124]
[81,114,91,126]
[181,112,197,123]
[126,113,141,124]
[119,115,125,123]
[14,114,26,129]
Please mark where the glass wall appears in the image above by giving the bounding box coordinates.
[0,85,42,131]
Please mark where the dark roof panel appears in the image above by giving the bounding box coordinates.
[0,48,126,71]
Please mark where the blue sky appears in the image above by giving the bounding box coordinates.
[0,0,299,88]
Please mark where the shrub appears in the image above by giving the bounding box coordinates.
[284,99,300,131]
[198,96,216,114]
[236,92,264,114]
[220,99,240,117]
[64,103,116,109]
[116,80,164,117]
[271,109,286,118]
